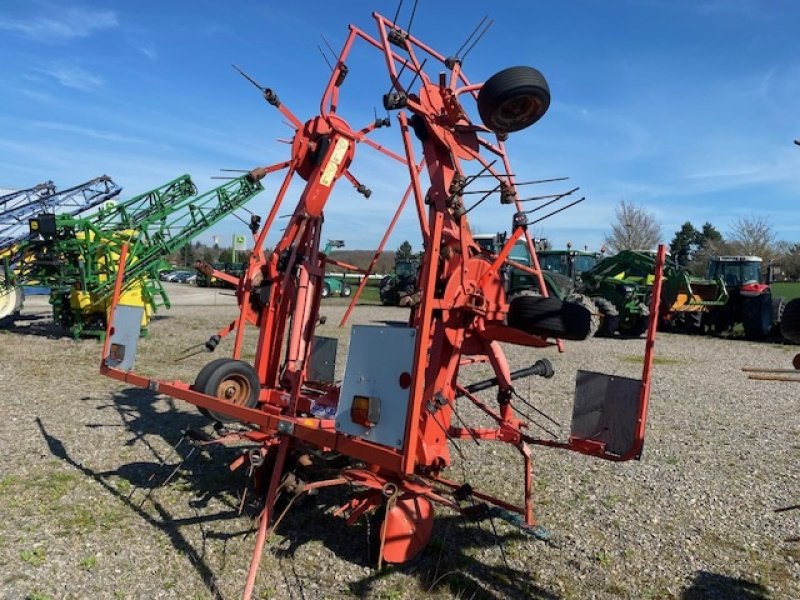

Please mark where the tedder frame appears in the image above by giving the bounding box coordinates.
[101,10,665,599]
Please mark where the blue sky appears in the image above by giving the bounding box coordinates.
[0,0,798,253]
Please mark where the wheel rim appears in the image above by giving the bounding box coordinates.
[493,95,546,131]
[215,373,252,406]
[0,286,19,321]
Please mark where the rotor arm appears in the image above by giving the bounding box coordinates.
[343,170,371,198]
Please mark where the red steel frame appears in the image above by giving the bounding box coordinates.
[100,12,665,599]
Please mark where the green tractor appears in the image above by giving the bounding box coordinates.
[321,240,352,298]
[580,250,728,337]
[579,251,654,337]
[473,233,607,337]
[379,259,419,306]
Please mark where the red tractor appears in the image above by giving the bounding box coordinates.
[705,255,781,339]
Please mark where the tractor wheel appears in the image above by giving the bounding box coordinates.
[321,282,331,299]
[0,285,22,328]
[566,294,599,338]
[617,315,649,338]
[477,66,550,134]
[771,296,786,335]
[193,358,260,423]
[379,276,396,306]
[780,298,800,344]
[341,284,352,297]
[592,297,619,337]
[507,291,594,341]
[742,293,772,340]
[683,312,704,335]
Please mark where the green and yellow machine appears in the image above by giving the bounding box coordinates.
[5,170,265,336]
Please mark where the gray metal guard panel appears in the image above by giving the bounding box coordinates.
[335,325,416,450]
[308,336,337,383]
[571,370,642,457]
[104,305,145,371]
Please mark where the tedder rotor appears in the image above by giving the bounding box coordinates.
[100,9,665,598]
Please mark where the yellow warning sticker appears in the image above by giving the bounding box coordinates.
[319,137,350,187]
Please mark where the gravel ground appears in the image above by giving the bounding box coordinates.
[0,284,798,600]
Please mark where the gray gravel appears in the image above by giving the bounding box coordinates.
[0,285,798,599]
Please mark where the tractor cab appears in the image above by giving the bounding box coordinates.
[707,256,766,293]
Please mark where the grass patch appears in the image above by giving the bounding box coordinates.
[621,355,685,365]
[772,282,800,301]
[20,547,46,566]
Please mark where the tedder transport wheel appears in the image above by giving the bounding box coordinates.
[477,66,551,134]
[192,358,260,423]
[780,298,800,344]
[507,292,594,341]
[742,293,772,340]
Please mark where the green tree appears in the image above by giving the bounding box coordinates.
[669,222,699,267]
[395,241,414,262]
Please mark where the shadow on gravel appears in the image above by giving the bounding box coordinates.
[40,387,557,599]
[4,314,72,338]
[34,387,261,600]
[682,571,769,600]
[271,500,559,600]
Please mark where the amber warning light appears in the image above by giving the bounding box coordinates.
[350,395,381,427]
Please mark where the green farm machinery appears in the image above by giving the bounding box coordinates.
[379,258,420,306]
[320,240,352,298]
[6,170,265,336]
[580,250,728,337]
[1,176,123,326]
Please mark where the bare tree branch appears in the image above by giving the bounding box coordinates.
[603,200,662,252]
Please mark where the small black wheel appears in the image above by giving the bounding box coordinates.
[193,358,260,423]
[341,284,352,297]
[742,293,772,340]
[321,282,331,298]
[477,66,550,134]
[507,292,594,341]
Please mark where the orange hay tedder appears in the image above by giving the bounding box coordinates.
[101,9,665,599]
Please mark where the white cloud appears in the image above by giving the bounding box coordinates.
[30,121,148,145]
[0,6,118,43]
[38,64,104,91]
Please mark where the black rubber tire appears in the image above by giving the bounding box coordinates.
[742,293,772,340]
[618,315,649,338]
[193,358,234,420]
[771,296,786,335]
[597,314,620,337]
[379,276,395,306]
[780,298,800,344]
[683,312,704,335]
[592,297,619,337]
[507,293,594,341]
[477,66,551,134]
[341,284,352,297]
[193,359,260,423]
[321,282,331,299]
